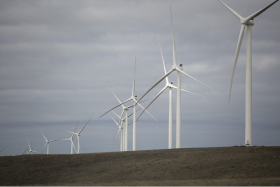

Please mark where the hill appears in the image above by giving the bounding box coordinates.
[0,146,280,185]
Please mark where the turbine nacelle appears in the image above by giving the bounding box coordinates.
[179,64,183,70]
[241,18,254,26]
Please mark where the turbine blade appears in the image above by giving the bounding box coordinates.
[28,140,31,150]
[170,84,205,97]
[49,139,62,142]
[65,131,74,134]
[218,0,243,20]
[112,110,121,119]
[40,131,48,142]
[74,120,79,133]
[132,57,136,96]
[113,124,121,141]
[71,140,76,153]
[246,0,279,21]
[170,6,177,66]
[110,115,119,125]
[137,68,174,103]
[79,115,93,134]
[229,24,245,104]
[125,98,147,110]
[107,87,124,108]
[128,107,142,118]
[136,86,167,121]
[181,88,205,98]
[176,67,215,92]
[157,36,169,83]
[99,98,132,118]
[137,101,157,122]
[41,143,47,153]
[117,110,125,127]
[113,127,121,151]
[22,147,28,154]
[0,147,6,152]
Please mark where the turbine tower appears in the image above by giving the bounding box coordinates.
[218,0,279,146]
[136,7,214,148]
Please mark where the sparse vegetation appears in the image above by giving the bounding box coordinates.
[0,146,280,186]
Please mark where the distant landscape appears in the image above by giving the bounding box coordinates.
[0,146,280,186]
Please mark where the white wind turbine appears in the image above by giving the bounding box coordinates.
[105,88,150,151]
[218,0,278,146]
[136,7,214,148]
[27,141,37,154]
[61,124,78,154]
[64,116,93,154]
[137,37,205,149]
[99,59,157,151]
[41,132,61,154]
[110,115,124,151]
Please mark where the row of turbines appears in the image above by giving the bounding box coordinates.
[2,117,92,156]
[1,0,278,155]
[100,0,279,151]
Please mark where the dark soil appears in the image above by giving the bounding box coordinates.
[0,146,280,186]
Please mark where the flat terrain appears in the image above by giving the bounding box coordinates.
[0,146,280,186]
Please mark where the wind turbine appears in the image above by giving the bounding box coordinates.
[41,132,61,154]
[218,0,278,146]
[27,141,37,154]
[99,60,157,151]
[61,124,78,154]
[110,115,124,151]
[137,37,205,149]
[136,7,214,148]
[64,116,93,154]
[105,88,150,151]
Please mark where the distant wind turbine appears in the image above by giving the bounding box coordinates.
[64,116,93,154]
[41,131,61,154]
[99,58,157,151]
[61,123,78,154]
[27,141,37,154]
[218,0,279,146]
[104,88,150,151]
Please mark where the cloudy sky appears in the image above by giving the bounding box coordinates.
[0,0,279,156]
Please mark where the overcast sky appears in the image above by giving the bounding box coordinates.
[0,0,279,156]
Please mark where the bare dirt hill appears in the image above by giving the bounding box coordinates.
[0,146,280,186]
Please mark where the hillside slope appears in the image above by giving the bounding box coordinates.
[0,146,280,186]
